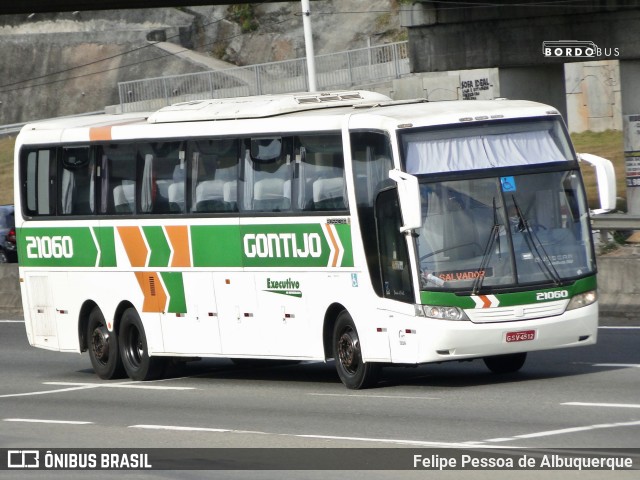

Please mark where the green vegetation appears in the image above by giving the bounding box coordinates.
[0,136,15,205]
[229,4,259,33]
[571,130,626,211]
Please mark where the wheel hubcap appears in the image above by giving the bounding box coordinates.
[91,326,110,364]
[337,327,360,375]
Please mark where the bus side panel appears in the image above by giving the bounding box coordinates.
[22,273,59,351]
[216,273,268,357]
[161,271,222,355]
[254,271,311,358]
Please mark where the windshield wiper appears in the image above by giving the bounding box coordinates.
[471,197,501,295]
[511,196,562,286]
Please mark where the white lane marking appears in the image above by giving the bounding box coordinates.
[130,425,266,435]
[4,418,92,425]
[484,420,640,443]
[0,320,24,323]
[562,402,640,409]
[0,381,195,399]
[293,434,471,448]
[44,381,195,390]
[0,385,100,398]
[129,424,475,448]
[592,363,640,368]
[598,326,640,330]
[307,393,440,400]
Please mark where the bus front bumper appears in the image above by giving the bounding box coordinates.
[384,302,598,365]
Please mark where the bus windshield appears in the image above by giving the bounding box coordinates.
[402,117,574,175]
[416,171,595,293]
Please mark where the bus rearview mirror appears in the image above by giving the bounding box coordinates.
[389,169,422,233]
[577,153,616,214]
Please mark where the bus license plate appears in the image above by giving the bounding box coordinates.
[505,330,535,342]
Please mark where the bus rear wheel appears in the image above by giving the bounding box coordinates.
[118,308,166,381]
[87,307,125,380]
[333,311,380,389]
[483,352,527,374]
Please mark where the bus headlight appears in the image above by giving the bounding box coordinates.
[419,305,469,321]
[566,290,597,311]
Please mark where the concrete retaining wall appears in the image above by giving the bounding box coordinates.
[595,252,640,323]
[0,263,22,317]
[2,255,638,323]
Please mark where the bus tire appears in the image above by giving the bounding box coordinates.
[87,307,125,380]
[118,308,166,381]
[333,311,380,389]
[483,352,527,374]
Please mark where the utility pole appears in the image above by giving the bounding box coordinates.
[301,0,317,92]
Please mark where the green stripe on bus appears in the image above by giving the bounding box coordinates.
[335,223,354,267]
[161,272,187,314]
[18,222,354,269]
[17,227,99,267]
[419,276,597,308]
[95,226,117,267]
[191,225,243,267]
[143,226,171,268]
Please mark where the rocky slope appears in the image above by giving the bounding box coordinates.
[0,2,404,124]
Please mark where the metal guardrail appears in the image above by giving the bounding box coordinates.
[591,213,640,230]
[591,213,640,243]
[118,41,410,113]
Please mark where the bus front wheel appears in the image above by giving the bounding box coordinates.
[483,352,527,374]
[87,307,125,380]
[118,308,166,381]
[333,311,380,389]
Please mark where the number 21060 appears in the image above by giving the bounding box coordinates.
[25,236,74,259]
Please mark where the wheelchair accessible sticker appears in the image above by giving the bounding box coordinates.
[500,176,516,192]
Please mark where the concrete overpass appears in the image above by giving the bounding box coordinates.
[401,0,640,215]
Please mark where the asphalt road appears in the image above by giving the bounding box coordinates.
[0,317,638,479]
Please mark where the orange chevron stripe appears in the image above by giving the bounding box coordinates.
[165,225,191,267]
[118,226,148,267]
[135,272,167,313]
[89,118,146,142]
[89,126,112,141]
[324,224,339,268]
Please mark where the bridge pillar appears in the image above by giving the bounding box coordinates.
[498,65,567,121]
[620,60,640,215]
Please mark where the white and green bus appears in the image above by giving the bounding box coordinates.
[14,91,609,389]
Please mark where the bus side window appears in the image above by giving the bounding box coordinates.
[139,142,183,214]
[241,137,292,213]
[296,134,346,211]
[102,144,137,215]
[375,189,413,302]
[60,147,94,215]
[190,139,239,213]
[350,131,394,298]
[22,148,55,216]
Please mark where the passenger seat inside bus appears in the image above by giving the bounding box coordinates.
[113,181,135,213]
[253,178,290,211]
[301,152,345,210]
[168,165,185,212]
[223,181,237,211]
[313,177,346,210]
[195,180,225,212]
